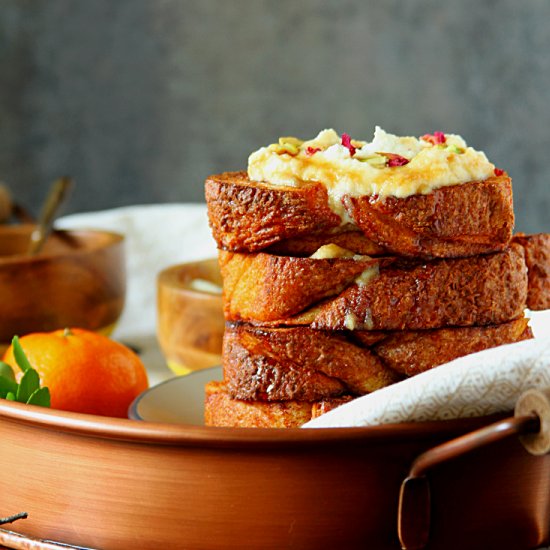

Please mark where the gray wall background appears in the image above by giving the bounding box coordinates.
[0,0,549,232]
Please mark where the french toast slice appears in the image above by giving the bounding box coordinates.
[206,171,514,258]
[512,233,550,310]
[204,381,351,428]
[366,316,532,377]
[220,245,528,330]
[223,324,399,401]
[344,174,514,257]
[223,317,532,401]
[205,171,340,253]
[219,249,385,322]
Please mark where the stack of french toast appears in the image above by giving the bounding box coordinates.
[203,128,550,428]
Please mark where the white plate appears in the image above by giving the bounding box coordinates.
[129,366,222,425]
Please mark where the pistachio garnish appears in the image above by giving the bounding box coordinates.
[278,137,303,147]
[268,142,300,156]
[360,155,387,167]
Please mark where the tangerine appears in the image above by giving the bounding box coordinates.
[2,328,149,417]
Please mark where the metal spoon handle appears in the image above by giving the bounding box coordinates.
[27,176,73,256]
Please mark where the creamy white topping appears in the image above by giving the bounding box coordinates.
[248,127,495,221]
[344,312,358,330]
[355,264,379,287]
[309,243,356,259]
[344,309,374,330]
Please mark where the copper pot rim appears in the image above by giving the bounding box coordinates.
[0,397,504,450]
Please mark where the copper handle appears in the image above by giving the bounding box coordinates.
[398,386,550,550]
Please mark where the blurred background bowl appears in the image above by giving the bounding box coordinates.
[157,258,223,375]
[0,224,125,352]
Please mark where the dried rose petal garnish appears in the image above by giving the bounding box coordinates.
[421,131,446,145]
[494,168,505,176]
[379,152,410,167]
[306,146,321,156]
[341,133,356,156]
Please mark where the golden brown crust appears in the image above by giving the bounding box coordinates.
[205,172,514,258]
[311,245,527,330]
[344,175,514,258]
[221,246,528,330]
[223,318,532,401]
[204,380,350,428]
[223,324,400,401]
[219,249,383,322]
[205,171,340,253]
[512,233,550,310]
[367,317,533,377]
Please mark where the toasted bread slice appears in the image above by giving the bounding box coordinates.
[344,174,514,258]
[365,316,533,377]
[223,317,532,401]
[220,245,528,330]
[223,324,400,401]
[206,171,514,258]
[219,249,384,322]
[205,171,340,253]
[513,233,550,310]
[204,381,350,428]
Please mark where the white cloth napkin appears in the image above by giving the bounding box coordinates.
[305,313,550,428]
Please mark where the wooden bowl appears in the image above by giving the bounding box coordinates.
[157,259,223,375]
[0,400,548,550]
[0,225,125,350]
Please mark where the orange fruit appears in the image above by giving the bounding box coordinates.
[2,328,149,417]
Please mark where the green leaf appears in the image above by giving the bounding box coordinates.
[0,361,15,381]
[0,375,18,396]
[12,336,33,373]
[0,338,50,408]
[16,369,40,403]
[27,387,51,407]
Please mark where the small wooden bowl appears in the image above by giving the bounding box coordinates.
[0,225,125,350]
[157,259,223,375]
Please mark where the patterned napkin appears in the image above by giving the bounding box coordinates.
[304,311,550,428]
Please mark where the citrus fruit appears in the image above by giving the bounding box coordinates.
[2,328,148,417]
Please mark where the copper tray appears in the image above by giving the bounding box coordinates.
[0,395,548,550]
